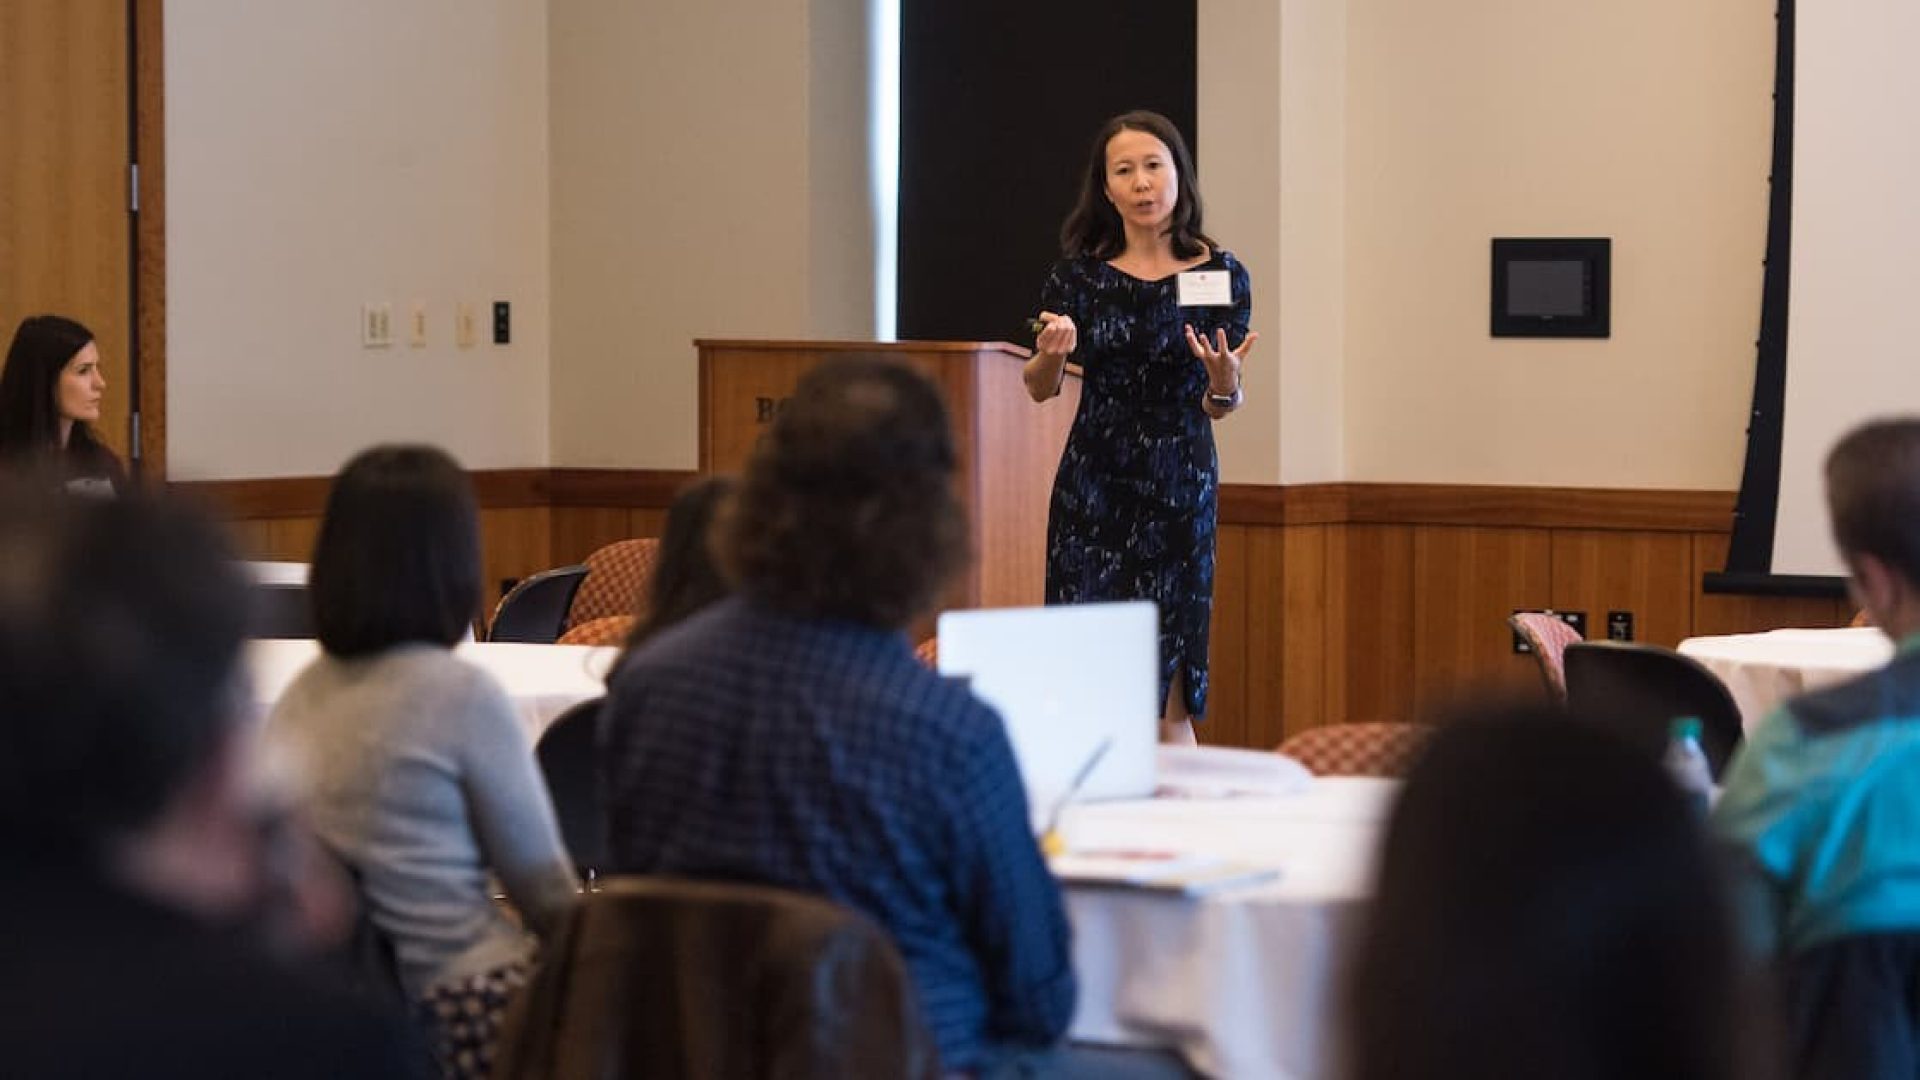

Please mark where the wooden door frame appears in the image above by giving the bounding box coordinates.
[133,0,166,476]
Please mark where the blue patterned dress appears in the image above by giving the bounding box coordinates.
[1040,250,1252,719]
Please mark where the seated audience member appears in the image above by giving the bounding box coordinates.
[602,359,1110,1078]
[0,314,126,496]
[0,484,422,1078]
[266,445,577,1080]
[609,473,737,670]
[1348,712,1753,1080]
[1715,416,1920,1079]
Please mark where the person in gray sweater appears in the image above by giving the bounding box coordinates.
[267,445,577,1080]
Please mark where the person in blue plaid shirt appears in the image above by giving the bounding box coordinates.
[601,358,1189,1078]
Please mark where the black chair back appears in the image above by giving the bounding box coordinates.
[1563,641,1745,778]
[489,565,588,643]
[535,697,607,877]
[248,583,315,638]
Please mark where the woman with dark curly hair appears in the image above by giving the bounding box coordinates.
[0,315,125,496]
[1025,110,1259,744]
[600,358,1122,1076]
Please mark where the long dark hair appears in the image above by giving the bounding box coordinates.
[0,315,113,472]
[1059,110,1215,260]
[613,474,737,668]
[309,445,481,658]
[1346,710,1752,1080]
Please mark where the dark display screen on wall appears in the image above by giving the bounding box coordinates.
[898,0,1197,343]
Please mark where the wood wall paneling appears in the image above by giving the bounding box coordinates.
[1690,533,1849,636]
[551,507,640,567]
[0,0,133,460]
[479,507,554,613]
[1549,529,1696,647]
[1325,524,1417,727]
[1409,526,1553,711]
[1240,525,1291,749]
[134,0,166,475]
[1203,524,1251,749]
[1277,524,1330,745]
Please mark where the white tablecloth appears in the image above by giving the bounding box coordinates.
[244,639,617,743]
[1058,778,1397,1079]
[1678,627,1891,730]
[242,560,309,587]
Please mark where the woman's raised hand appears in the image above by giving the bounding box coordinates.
[1036,311,1078,359]
[1185,325,1259,394]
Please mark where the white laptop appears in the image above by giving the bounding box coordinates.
[937,601,1160,831]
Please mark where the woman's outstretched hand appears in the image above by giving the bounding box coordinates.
[1185,324,1258,395]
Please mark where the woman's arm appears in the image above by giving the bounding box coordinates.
[1023,313,1075,402]
[460,680,579,936]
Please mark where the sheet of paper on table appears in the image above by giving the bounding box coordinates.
[1154,744,1312,799]
[1050,849,1282,897]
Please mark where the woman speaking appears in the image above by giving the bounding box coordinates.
[1025,110,1258,744]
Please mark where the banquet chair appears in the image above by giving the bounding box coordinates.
[493,877,940,1080]
[567,538,661,630]
[489,565,588,643]
[1277,722,1435,778]
[1508,611,1584,703]
[1563,641,1745,778]
[558,615,637,648]
[534,698,607,879]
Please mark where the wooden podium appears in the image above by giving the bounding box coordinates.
[697,339,1081,611]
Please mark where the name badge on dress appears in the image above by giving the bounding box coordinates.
[1176,270,1231,307]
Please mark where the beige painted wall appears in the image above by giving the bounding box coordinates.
[548,0,875,469]
[162,0,1776,488]
[1342,0,1775,488]
[1199,0,1287,485]
[165,1,551,480]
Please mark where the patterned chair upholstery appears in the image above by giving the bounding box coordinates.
[1509,611,1585,703]
[913,637,938,668]
[558,615,638,648]
[1276,722,1435,778]
[568,539,661,630]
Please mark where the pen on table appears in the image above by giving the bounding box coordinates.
[1041,737,1113,858]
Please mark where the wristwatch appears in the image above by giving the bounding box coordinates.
[1207,384,1243,410]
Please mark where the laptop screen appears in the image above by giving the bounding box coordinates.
[936,601,1160,831]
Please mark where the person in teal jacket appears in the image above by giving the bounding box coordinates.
[1714,416,1920,1080]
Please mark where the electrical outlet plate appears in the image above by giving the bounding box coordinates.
[455,303,477,348]
[362,303,393,348]
[492,300,511,345]
[408,301,428,347]
[1607,610,1634,641]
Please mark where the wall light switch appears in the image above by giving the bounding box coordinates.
[455,303,477,348]
[362,303,393,348]
[408,301,428,347]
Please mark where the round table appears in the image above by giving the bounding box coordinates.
[245,638,618,743]
[1678,627,1891,730]
[1058,778,1396,1079]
